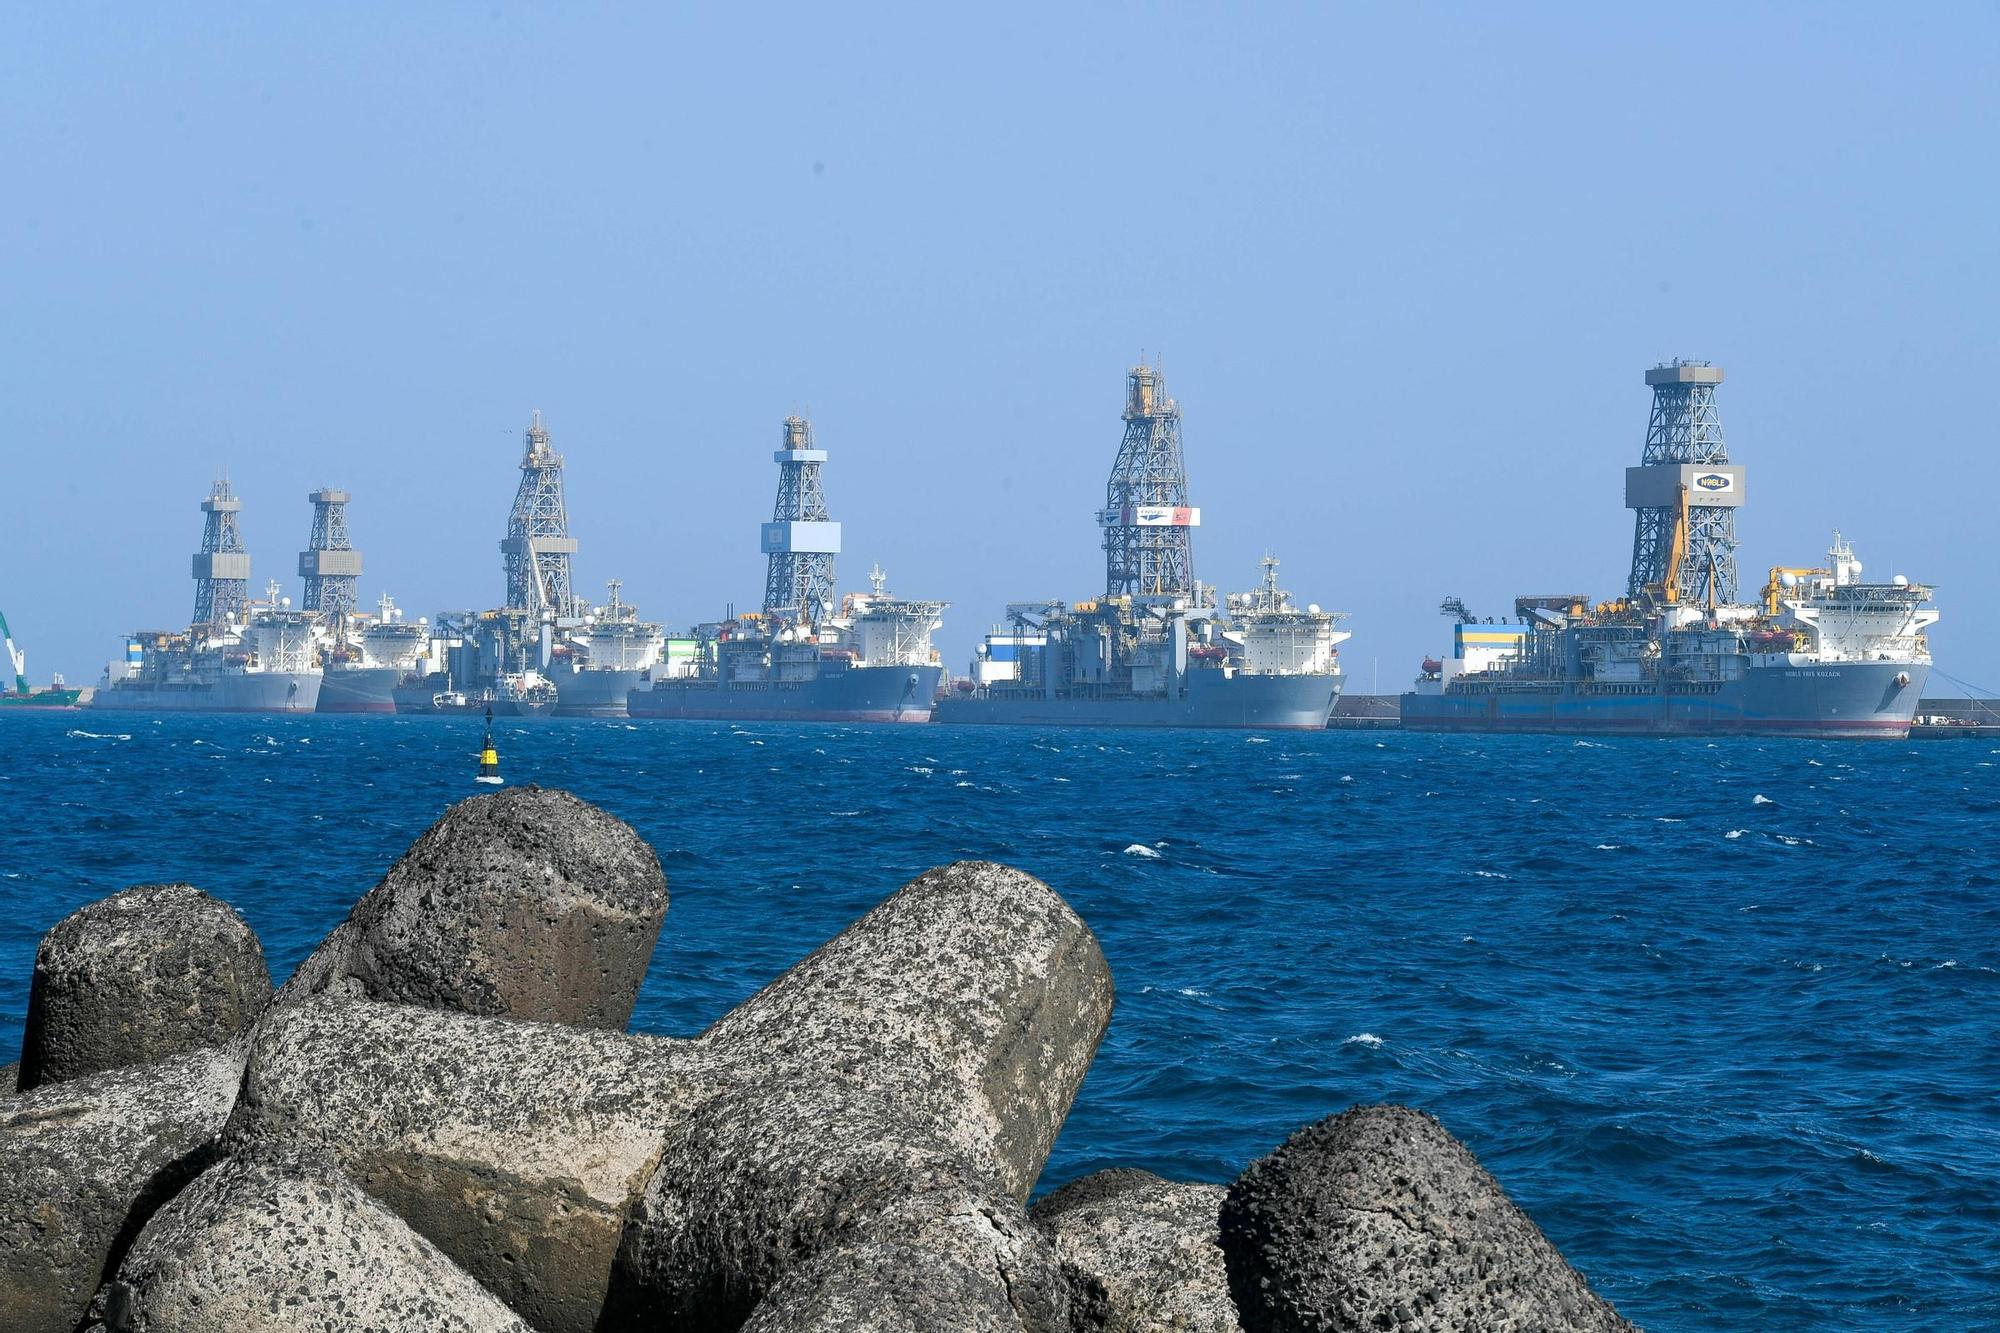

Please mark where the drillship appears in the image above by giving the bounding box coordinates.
[395,413,580,718]
[93,482,322,715]
[1401,362,1937,738]
[627,417,948,723]
[935,366,1347,731]
[550,580,670,718]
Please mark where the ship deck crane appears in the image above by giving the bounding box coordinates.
[1762,563,1833,617]
[1439,597,1477,624]
[1660,484,1690,606]
[1,611,30,694]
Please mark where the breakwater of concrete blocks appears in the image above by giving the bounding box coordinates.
[1,786,1636,1332]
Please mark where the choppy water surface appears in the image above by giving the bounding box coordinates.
[2,714,1995,1328]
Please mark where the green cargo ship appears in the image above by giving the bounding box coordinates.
[0,611,83,709]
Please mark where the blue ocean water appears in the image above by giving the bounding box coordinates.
[1,714,1995,1329]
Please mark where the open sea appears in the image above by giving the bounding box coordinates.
[1,713,1995,1329]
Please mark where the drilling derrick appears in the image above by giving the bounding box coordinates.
[191,478,251,627]
[1625,361,1744,606]
[500,411,580,617]
[1099,365,1200,603]
[759,415,841,629]
[298,488,363,617]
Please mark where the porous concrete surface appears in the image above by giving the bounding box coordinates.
[702,860,1114,1201]
[87,1146,534,1333]
[17,883,270,1090]
[1219,1105,1637,1333]
[738,1189,1069,1333]
[0,1045,242,1333]
[228,996,719,1333]
[273,787,667,1029]
[1032,1168,1241,1332]
[617,1082,1014,1327]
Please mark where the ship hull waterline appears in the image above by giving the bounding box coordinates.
[935,669,1342,731]
[628,664,943,724]
[553,667,648,719]
[316,665,401,715]
[0,690,86,711]
[90,672,323,715]
[1399,661,1928,739]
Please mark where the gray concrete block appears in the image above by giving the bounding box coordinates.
[1219,1106,1636,1333]
[274,787,667,1030]
[1032,1168,1241,1331]
[89,1145,534,1333]
[701,860,1113,1201]
[0,1046,242,1333]
[228,996,717,1333]
[18,883,270,1090]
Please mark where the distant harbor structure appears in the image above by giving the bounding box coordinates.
[1403,361,1937,737]
[627,413,947,722]
[938,364,1347,730]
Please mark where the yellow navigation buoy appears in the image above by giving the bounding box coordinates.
[475,706,504,785]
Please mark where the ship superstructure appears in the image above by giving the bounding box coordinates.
[1402,362,1936,737]
[629,419,947,723]
[550,580,671,717]
[319,589,433,715]
[937,365,1345,730]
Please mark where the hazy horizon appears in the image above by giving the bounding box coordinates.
[6,6,1995,693]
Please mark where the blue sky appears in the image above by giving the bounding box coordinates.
[4,5,1995,691]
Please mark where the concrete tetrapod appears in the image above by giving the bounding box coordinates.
[1219,1106,1637,1333]
[0,1046,243,1333]
[17,883,270,1091]
[88,1146,536,1333]
[226,997,722,1333]
[699,860,1115,1202]
[738,1199,1067,1333]
[274,787,667,1029]
[1031,1168,1242,1332]
[614,1083,1068,1331]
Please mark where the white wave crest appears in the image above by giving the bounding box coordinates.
[66,729,130,741]
[1122,844,1162,858]
[1343,1033,1385,1048]
[1753,794,1775,805]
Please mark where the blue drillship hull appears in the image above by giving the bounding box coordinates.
[1400,661,1927,738]
[628,663,942,723]
[934,669,1341,731]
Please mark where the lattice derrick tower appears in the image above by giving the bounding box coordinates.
[1626,361,1742,606]
[298,488,363,617]
[1099,364,1199,603]
[191,477,250,627]
[500,411,580,617]
[760,415,840,628]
